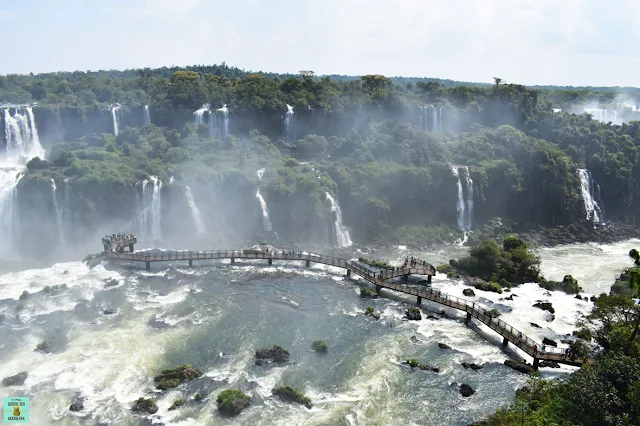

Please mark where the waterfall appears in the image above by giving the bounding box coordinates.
[111,104,121,137]
[256,168,272,232]
[217,105,229,139]
[439,106,442,132]
[584,108,617,124]
[325,192,352,247]
[150,176,162,241]
[0,105,44,255]
[432,106,438,132]
[144,105,151,125]
[284,104,294,142]
[577,169,603,223]
[51,179,65,244]
[193,104,210,126]
[169,176,175,184]
[451,165,473,231]
[138,177,162,240]
[185,186,206,235]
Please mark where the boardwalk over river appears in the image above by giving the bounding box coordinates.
[106,247,589,369]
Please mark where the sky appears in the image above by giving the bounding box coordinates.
[0,0,637,87]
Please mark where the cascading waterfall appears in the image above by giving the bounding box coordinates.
[255,168,272,232]
[419,105,440,132]
[284,104,294,142]
[577,169,603,223]
[325,192,352,247]
[185,186,205,235]
[138,177,162,240]
[111,104,121,137]
[432,106,438,132]
[143,105,151,125]
[193,104,210,127]
[451,165,473,231]
[51,179,65,244]
[584,108,618,125]
[0,105,44,255]
[217,105,229,139]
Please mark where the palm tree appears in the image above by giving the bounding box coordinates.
[493,77,503,87]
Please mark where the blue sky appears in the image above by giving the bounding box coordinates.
[0,0,637,86]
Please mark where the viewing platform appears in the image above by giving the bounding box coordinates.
[102,241,590,369]
[102,234,137,253]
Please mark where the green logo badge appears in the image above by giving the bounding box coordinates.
[4,397,29,423]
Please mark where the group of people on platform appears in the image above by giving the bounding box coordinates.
[106,233,136,243]
[404,256,428,268]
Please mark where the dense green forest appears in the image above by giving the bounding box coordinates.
[3,63,640,253]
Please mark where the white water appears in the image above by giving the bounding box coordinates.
[185,186,205,236]
[256,168,272,232]
[326,192,352,247]
[451,165,473,230]
[138,177,162,241]
[217,104,229,139]
[0,106,44,256]
[284,104,294,142]
[150,177,162,241]
[584,108,619,125]
[143,105,151,125]
[111,104,121,137]
[577,169,602,223]
[193,104,210,127]
[51,179,65,245]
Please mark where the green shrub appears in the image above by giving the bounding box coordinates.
[539,274,583,294]
[273,386,313,409]
[35,341,49,352]
[168,398,184,410]
[573,328,592,341]
[216,389,251,416]
[472,281,503,294]
[243,249,262,255]
[194,393,202,401]
[407,358,419,368]
[358,257,395,271]
[360,287,375,297]
[312,339,328,353]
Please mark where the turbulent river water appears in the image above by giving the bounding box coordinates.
[0,239,637,426]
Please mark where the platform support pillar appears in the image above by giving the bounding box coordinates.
[402,274,409,282]
[189,259,193,267]
[502,337,509,347]
[268,258,273,265]
[427,275,432,283]
[376,285,382,295]
[146,261,150,271]
[417,296,422,304]
[533,358,540,370]
[465,312,472,325]
[129,244,134,252]
[346,269,351,277]
[119,246,124,253]
[231,257,235,264]
[306,259,310,267]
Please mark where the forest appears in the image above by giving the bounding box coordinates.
[2,64,640,252]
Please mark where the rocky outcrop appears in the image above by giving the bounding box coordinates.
[463,288,476,297]
[542,337,558,347]
[217,389,251,416]
[533,301,555,314]
[154,364,203,390]
[104,278,119,288]
[530,322,542,328]
[2,372,27,386]
[272,386,313,409]
[132,397,158,414]
[255,345,290,365]
[539,360,560,368]
[462,362,484,370]
[438,342,452,350]
[404,359,439,373]
[460,384,476,397]
[69,397,85,412]
[504,360,535,375]
[405,307,422,321]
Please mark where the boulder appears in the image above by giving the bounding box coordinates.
[426,315,439,320]
[104,278,119,288]
[462,362,484,370]
[255,345,290,364]
[132,398,158,414]
[460,384,476,397]
[2,372,27,387]
[539,360,560,368]
[504,360,535,375]
[463,288,476,297]
[69,397,85,412]
[217,389,251,416]
[530,322,542,329]
[405,307,422,321]
[102,308,115,315]
[574,294,582,300]
[438,343,451,350]
[154,364,204,390]
[542,337,558,347]
[533,301,555,314]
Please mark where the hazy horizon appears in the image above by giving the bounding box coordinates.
[0,0,638,87]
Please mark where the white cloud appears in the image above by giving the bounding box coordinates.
[0,10,17,20]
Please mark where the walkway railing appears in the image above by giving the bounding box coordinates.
[106,247,585,366]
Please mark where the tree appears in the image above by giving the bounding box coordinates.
[629,249,640,266]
